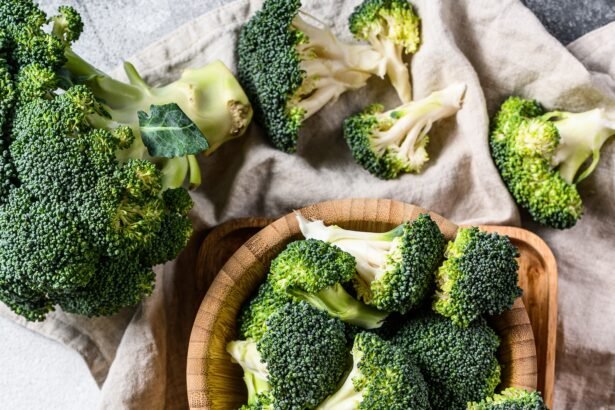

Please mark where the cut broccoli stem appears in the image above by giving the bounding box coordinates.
[547,108,615,183]
[291,284,388,329]
[227,340,271,404]
[317,349,364,410]
[290,13,382,120]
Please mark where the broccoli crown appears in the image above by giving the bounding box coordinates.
[391,311,501,410]
[467,387,549,410]
[251,302,349,410]
[269,239,388,329]
[433,227,521,328]
[362,214,445,313]
[238,281,292,341]
[319,332,430,410]
[490,97,581,229]
[344,84,466,179]
[349,0,420,53]
[237,0,304,153]
[270,239,357,294]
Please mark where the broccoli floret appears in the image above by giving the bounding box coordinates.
[349,0,421,103]
[392,311,501,410]
[238,0,383,153]
[297,213,445,314]
[490,96,615,229]
[467,387,549,410]
[433,227,521,328]
[318,332,430,410]
[238,281,292,341]
[344,83,466,179]
[227,302,349,410]
[269,239,388,329]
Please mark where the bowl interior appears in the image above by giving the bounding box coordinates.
[187,199,537,410]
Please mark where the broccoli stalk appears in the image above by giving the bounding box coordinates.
[491,97,615,228]
[227,340,271,404]
[269,239,388,329]
[318,332,430,410]
[238,0,384,152]
[344,83,466,179]
[52,7,252,188]
[349,0,422,103]
[297,212,445,314]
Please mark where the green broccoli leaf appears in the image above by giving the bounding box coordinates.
[139,103,209,158]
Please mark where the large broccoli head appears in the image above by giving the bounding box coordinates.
[392,311,501,410]
[227,301,349,410]
[344,83,466,179]
[490,96,615,229]
[269,239,388,329]
[433,227,522,328]
[467,387,549,410]
[238,0,382,152]
[318,332,430,410]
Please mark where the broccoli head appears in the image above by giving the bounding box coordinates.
[269,239,388,329]
[318,332,430,410]
[227,302,349,410]
[433,227,521,328]
[392,311,501,409]
[238,0,383,152]
[467,387,549,410]
[349,0,421,103]
[490,96,615,229]
[298,212,445,314]
[238,281,292,341]
[344,83,466,179]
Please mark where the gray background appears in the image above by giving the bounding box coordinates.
[0,0,613,408]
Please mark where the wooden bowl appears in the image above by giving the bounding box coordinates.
[187,199,537,410]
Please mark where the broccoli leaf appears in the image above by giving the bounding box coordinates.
[139,103,209,158]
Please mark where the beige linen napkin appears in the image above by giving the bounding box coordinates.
[1,0,613,408]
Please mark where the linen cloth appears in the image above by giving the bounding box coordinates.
[1,0,614,408]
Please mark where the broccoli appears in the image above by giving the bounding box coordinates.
[317,332,430,410]
[391,311,501,410]
[433,227,521,328]
[238,281,292,341]
[297,212,445,314]
[238,0,384,153]
[349,0,421,103]
[344,83,466,179]
[269,239,388,329]
[0,1,250,320]
[467,387,549,410]
[490,96,615,229]
[227,302,349,410]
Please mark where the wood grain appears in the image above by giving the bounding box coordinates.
[187,199,555,409]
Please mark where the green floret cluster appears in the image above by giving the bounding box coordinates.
[433,227,522,328]
[467,387,548,410]
[392,311,502,409]
[228,301,349,410]
[230,214,547,410]
[490,96,614,229]
[0,0,252,320]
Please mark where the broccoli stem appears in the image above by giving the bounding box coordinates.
[372,83,466,156]
[317,350,363,410]
[291,284,387,329]
[547,108,615,183]
[367,32,411,102]
[227,340,271,404]
[244,371,271,404]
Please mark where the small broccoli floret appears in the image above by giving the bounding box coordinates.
[238,0,383,152]
[490,96,615,229]
[349,0,421,103]
[227,302,349,410]
[433,227,521,328]
[392,311,501,410]
[238,281,292,341]
[269,239,388,329]
[318,332,430,410]
[298,213,445,314]
[467,387,549,410]
[344,83,466,179]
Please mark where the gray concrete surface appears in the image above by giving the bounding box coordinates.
[1,1,614,409]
